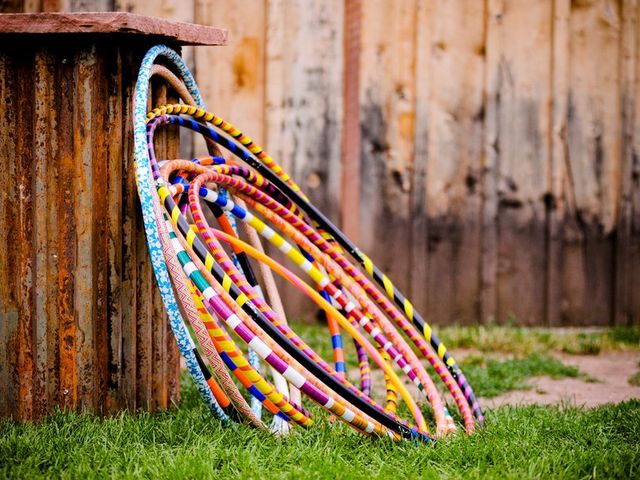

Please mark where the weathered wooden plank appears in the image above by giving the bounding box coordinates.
[70,0,112,10]
[484,0,553,325]
[560,0,621,326]
[359,0,416,300]
[409,0,431,321]
[266,0,343,217]
[0,51,16,419]
[194,0,265,143]
[120,0,196,160]
[411,0,485,324]
[56,46,78,412]
[615,0,639,325]
[265,0,285,168]
[265,0,344,316]
[31,49,48,417]
[481,1,500,324]
[547,0,571,326]
[45,46,76,407]
[631,0,640,325]
[341,0,361,243]
[41,1,68,11]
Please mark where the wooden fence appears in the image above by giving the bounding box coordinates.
[5,0,639,326]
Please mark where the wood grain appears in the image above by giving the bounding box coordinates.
[359,0,416,298]
[411,0,486,324]
[2,0,638,338]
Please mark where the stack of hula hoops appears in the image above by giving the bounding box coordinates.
[134,45,483,443]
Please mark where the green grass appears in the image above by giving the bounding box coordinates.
[291,322,591,398]
[436,324,640,355]
[1,396,639,479]
[458,353,587,398]
[2,324,638,478]
[629,361,640,387]
[290,322,640,361]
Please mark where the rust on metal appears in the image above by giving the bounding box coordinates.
[0,14,221,421]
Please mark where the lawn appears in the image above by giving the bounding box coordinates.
[1,324,639,479]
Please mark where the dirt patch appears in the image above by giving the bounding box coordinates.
[345,349,640,409]
[481,351,640,408]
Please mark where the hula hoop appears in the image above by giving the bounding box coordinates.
[132,45,484,443]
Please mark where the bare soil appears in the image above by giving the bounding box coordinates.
[480,351,640,408]
[346,350,640,409]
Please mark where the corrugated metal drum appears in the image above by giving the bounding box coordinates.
[0,12,227,420]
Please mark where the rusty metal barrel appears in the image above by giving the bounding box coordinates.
[0,12,226,420]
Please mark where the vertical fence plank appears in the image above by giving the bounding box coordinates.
[359,0,416,297]
[92,48,110,413]
[484,0,553,325]
[562,0,621,325]
[341,0,361,242]
[409,0,432,320]
[482,0,500,324]
[0,47,38,420]
[115,0,195,161]
[411,0,486,324]
[631,0,640,324]
[615,0,639,325]
[547,0,571,326]
[266,0,343,218]
[265,0,344,316]
[69,0,112,10]
[265,0,285,171]
[0,51,18,417]
[194,0,265,142]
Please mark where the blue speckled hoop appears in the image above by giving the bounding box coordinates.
[133,44,227,421]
